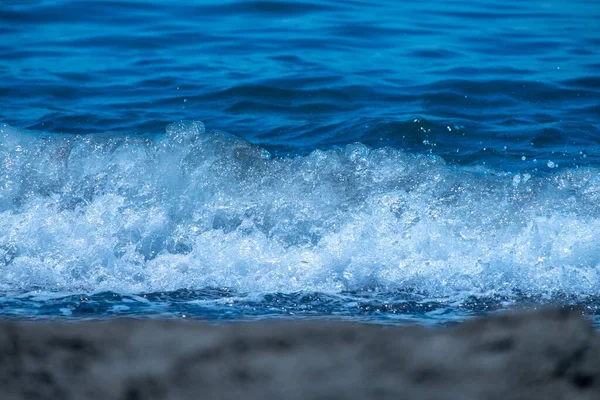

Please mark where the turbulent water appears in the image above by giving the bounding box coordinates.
[1,0,599,324]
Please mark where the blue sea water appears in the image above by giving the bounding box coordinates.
[1,0,600,325]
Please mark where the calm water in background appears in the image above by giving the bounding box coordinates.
[1,0,600,324]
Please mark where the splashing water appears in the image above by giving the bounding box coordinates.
[2,122,600,323]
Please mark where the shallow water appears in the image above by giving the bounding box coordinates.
[1,0,599,324]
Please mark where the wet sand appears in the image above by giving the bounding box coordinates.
[1,308,599,400]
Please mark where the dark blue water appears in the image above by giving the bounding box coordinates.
[1,0,600,324]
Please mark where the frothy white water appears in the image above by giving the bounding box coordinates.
[1,122,600,299]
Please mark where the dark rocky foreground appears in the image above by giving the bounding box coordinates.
[1,309,599,400]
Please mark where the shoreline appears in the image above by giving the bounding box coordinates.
[2,308,599,399]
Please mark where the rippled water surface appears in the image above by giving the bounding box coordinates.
[1,0,599,324]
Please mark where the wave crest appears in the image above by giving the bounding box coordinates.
[1,122,600,300]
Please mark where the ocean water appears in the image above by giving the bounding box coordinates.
[1,0,599,325]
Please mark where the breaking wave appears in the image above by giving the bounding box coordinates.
[1,122,600,302]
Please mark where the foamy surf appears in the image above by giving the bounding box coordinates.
[1,122,600,304]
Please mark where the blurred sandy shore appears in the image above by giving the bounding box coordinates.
[1,308,599,400]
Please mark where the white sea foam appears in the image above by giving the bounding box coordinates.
[1,122,600,299]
